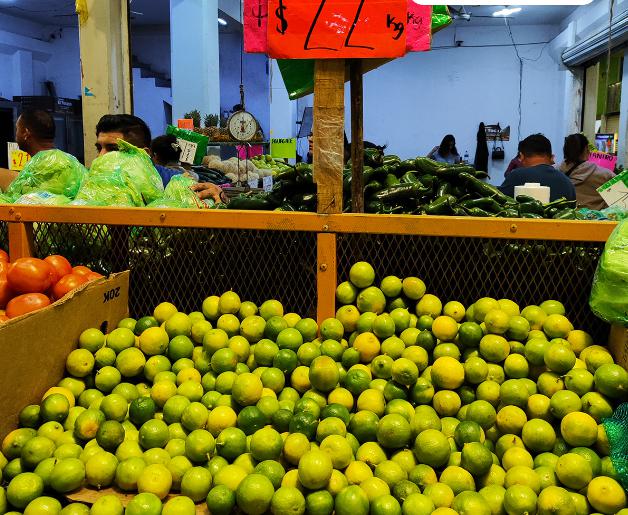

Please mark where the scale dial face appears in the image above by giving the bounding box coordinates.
[228,111,258,142]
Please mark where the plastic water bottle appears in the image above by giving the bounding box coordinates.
[463,151,469,164]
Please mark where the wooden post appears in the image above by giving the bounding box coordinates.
[350,60,365,213]
[317,232,337,324]
[313,59,345,214]
[8,223,35,260]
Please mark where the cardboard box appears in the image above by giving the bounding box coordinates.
[0,272,129,440]
[609,324,628,371]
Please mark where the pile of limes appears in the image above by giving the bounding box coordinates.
[1,261,627,515]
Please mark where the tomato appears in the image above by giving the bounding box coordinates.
[44,255,73,283]
[7,258,55,294]
[6,293,51,319]
[0,261,9,275]
[0,250,8,262]
[72,266,92,277]
[0,274,13,309]
[85,272,104,281]
[52,273,88,300]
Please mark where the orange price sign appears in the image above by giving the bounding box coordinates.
[267,0,407,59]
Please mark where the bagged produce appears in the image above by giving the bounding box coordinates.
[13,191,71,206]
[89,140,163,204]
[148,174,210,209]
[73,169,143,207]
[4,149,86,200]
[590,220,628,326]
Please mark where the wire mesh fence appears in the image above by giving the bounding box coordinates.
[32,223,318,319]
[337,233,608,344]
[0,222,7,252]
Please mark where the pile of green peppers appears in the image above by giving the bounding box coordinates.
[227,163,316,212]
[344,154,582,219]
[228,149,583,219]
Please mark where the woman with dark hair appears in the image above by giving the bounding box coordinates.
[558,134,614,210]
[428,134,461,164]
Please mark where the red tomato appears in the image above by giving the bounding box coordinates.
[44,255,73,283]
[0,274,13,309]
[0,261,9,275]
[7,258,55,294]
[52,273,88,300]
[0,250,8,262]
[72,266,92,277]
[6,293,51,319]
[85,272,104,281]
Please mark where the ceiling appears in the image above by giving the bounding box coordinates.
[0,0,238,30]
[448,5,579,26]
[0,1,579,30]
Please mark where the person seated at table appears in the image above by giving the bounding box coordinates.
[498,134,576,202]
[428,134,461,164]
[558,133,614,210]
[95,114,222,203]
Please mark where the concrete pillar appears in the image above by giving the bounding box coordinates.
[78,0,133,165]
[617,49,628,167]
[170,0,220,122]
[12,50,33,96]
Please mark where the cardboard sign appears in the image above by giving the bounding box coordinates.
[7,142,31,171]
[177,139,199,165]
[598,170,628,210]
[267,0,408,59]
[406,4,431,52]
[590,151,618,172]
[271,138,297,159]
[244,0,269,53]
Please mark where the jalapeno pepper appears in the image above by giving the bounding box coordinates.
[385,174,401,187]
[425,195,457,215]
[401,172,419,184]
[372,183,430,202]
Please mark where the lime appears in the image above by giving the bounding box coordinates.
[125,492,163,515]
[460,442,492,476]
[185,429,215,463]
[137,464,172,499]
[96,420,125,452]
[49,458,85,493]
[337,281,359,305]
[90,495,124,515]
[556,453,592,490]
[85,451,117,489]
[181,466,212,502]
[206,484,236,514]
[334,485,369,515]
[139,420,169,450]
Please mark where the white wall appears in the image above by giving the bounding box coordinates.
[350,24,563,184]
[0,13,81,100]
[132,68,172,139]
[132,26,171,77]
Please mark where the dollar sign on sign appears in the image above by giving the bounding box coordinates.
[275,0,288,34]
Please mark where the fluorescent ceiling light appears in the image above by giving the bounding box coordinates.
[493,7,522,16]
[218,17,227,26]
[415,1,592,4]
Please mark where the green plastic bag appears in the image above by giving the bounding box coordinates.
[165,126,209,166]
[590,220,628,326]
[5,149,86,200]
[89,140,164,204]
[148,175,214,209]
[14,192,71,206]
[73,169,144,207]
